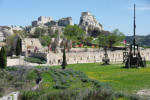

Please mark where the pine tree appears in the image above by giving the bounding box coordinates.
[16,38,22,56]
[0,46,7,69]
[61,46,67,69]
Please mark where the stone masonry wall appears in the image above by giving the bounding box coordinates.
[29,49,150,66]
[45,49,150,65]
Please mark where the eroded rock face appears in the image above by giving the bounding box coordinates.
[79,12,103,37]
[0,26,14,41]
[58,17,73,26]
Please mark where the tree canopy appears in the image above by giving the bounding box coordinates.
[40,36,51,47]
[34,27,46,38]
[98,29,125,48]
[0,46,7,69]
[63,25,85,43]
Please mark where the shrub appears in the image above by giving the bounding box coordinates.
[24,57,46,64]
[0,88,4,97]
[6,67,17,71]
[0,46,7,69]
[53,84,68,89]
[16,38,22,56]
[26,70,37,80]
[83,88,114,100]
[19,91,40,100]
[61,46,67,69]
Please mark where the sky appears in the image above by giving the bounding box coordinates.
[0,0,150,36]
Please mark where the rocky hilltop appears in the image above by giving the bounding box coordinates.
[0,12,103,42]
[79,12,103,36]
[30,12,103,36]
[0,26,23,41]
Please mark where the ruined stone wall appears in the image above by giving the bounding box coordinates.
[46,51,124,65]
[22,38,42,52]
[29,49,150,66]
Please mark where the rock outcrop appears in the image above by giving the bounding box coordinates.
[32,16,73,27]
[0,26,14,41]
[79,12,103,37]
[58,17,73,26]
[31,16,73,35]
[32,16,53,27]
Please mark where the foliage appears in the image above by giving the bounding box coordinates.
[16,38,22,56]
[98,29,125,48]
[6,67,17,71]
[84,36,94,45]
[26,70,38,80]
[40,35,51,46]
[56,62,150,94]
[0,46,7,69]
[63,25,85,43]
[61,46,67,69]
[34,27,46,38]
[126,34,150,47]
[24,57,46,64]
[19,91,40,100]
[98,34,109,47]
[108,29,125,47]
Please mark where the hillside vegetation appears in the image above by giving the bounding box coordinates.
[126,35,150,47]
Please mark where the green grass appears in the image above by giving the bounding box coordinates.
[51,62,150,94]
[26,68,97,92]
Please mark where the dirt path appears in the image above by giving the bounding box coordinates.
[0,92,19,100]
[137,89,150,100]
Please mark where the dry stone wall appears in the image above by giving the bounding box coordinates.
[45,49,150,65]
[29,49,150,66]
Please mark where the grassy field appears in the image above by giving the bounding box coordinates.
[18,62,150,99]
[51,62,150,94]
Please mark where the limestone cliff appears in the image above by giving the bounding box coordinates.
[79,12,103,37]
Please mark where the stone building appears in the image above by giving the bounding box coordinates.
[32,16,53,27]
[32,16,73,27]
[58,17,73,26]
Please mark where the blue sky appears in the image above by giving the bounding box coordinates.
[0,0,150,36]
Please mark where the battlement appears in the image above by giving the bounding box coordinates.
[81,12,91,16]
[38,16,53,22]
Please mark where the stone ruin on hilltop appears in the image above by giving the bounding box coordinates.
[30,12,103,37]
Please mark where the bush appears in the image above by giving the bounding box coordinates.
[24,57,46,64]
[0,88,4,97]
[114,92,141,100]
[19,91,40,100]
[0,46,7,69]
[26,70,37,80]
[6,67,17,71]
[53,84,69,89]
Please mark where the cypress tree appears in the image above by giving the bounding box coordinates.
[16,38,22,56]
[61,46,67,70]
[0,46,7,69]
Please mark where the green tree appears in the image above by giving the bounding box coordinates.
[98,34,109,48]
[0,46,7,69]
[40,36,51,47]
[98,29,125,48]
[61,46,67,70]
[63,25,85,43]
[84,36,93,45]
[34,27,46,38]
[108,29,125,48]
[16,38,22,56]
